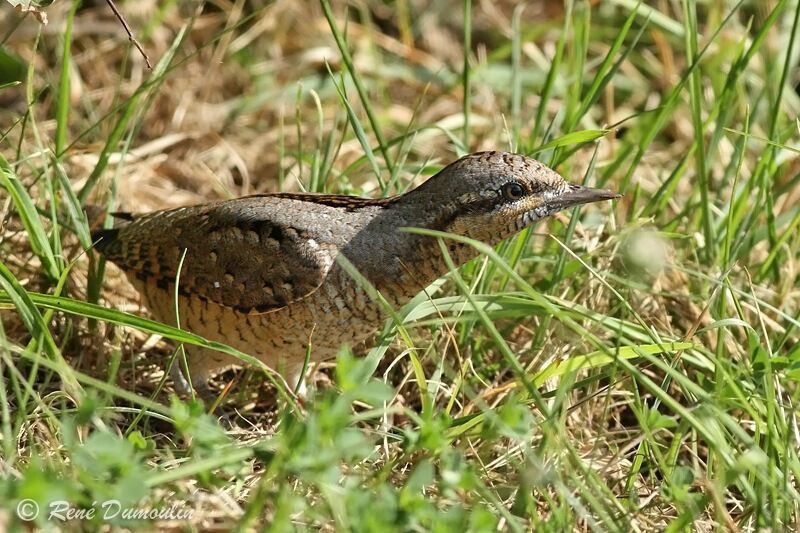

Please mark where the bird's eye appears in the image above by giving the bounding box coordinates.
[501,182,525,201]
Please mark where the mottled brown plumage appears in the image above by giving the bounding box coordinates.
[93,151,619,399]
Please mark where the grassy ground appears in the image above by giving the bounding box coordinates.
[1,0,799,530]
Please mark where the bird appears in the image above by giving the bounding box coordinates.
[92,151,619,402]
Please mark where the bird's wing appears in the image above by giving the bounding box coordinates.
[92,200,337,313]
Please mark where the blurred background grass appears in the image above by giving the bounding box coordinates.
[0,0,799,530]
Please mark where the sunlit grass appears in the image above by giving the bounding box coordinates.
[0,0,798,530]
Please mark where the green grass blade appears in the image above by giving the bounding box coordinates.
[0,155,60,280]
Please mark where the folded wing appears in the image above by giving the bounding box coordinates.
[93,200,336,313]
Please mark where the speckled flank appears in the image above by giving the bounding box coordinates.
[93,151,618,393]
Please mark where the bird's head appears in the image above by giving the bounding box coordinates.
[405,151,620,243]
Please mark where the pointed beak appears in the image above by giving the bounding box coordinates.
[547,185,621,211]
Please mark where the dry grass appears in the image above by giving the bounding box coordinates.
[1,0,799,530]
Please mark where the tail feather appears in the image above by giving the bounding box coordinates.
[88,209,135,259]
[91,227,123,258]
